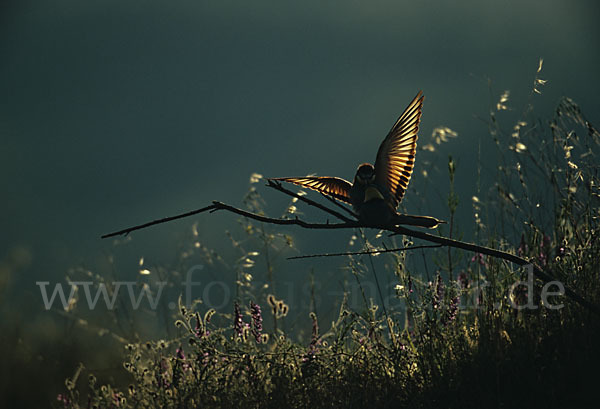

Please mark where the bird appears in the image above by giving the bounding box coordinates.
[269,91,444,229]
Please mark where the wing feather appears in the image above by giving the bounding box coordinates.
[374,91,424,209]
[270,176,353,203]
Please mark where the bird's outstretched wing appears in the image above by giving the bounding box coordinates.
[269,177,353,203]
[374,91,424,210]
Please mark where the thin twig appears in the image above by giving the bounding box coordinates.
[288,245,441,260]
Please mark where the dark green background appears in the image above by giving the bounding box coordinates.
[1,0,599,404]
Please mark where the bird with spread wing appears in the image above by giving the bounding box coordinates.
[270,91,444,229]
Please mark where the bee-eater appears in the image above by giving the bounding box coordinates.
[270,91,444,229]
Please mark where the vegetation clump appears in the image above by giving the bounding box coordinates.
[56,90,600,408]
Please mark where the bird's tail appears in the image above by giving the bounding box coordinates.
[393,214,445,229]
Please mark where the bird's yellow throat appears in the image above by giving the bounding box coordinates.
[364,186,385,202]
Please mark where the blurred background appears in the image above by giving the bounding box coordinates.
[1,0,599,406]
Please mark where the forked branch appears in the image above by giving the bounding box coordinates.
[101,183,600,316]
[101,201,358,239]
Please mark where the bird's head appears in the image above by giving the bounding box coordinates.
[354,163,376,185]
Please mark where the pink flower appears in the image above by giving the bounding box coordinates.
[470,253,487,267]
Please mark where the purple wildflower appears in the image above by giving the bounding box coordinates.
[539,251,547,266]
[538,234,552,266]
[470,252,486,267]
[250,301,263,343]
[445,295,460,325]
[158,358,170,388]
[57,394,70,407]
[176,345,191,372]
[556,237,566,257]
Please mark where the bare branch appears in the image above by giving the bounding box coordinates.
[101,201,360,239]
